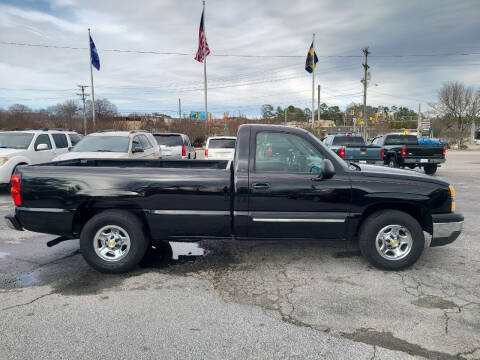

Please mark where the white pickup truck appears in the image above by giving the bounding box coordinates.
[0,129,81,185]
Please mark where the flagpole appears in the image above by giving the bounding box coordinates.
[203,0,208,135]
[311,33,315,129]
[88,28,96,132]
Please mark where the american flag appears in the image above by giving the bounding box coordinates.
[195,9,210,63]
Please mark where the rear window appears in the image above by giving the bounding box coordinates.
[154,134,183,146]
[68,133,81,146]
[332,136,365,146]
[385,135,418,145]
[208,138,236,149]
[52,133,68,148]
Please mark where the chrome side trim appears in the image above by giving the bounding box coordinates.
[17,207,70,213]
[433,221,463,238]
[233,211,249,216]
[152,210,229,216]
[252,218,345,223]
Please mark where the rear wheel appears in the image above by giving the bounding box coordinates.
[424,164,437,175]
[80,210,149,273]
[358,210,425,270]
[388,157,398,168]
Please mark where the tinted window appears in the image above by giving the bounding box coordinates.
[34,134,52,151]
[0,133,34,149]
[332,136,366,146]
[154,134,183,146]
[208,138,236,149]
[52,133,68,148]
[385,135,418,145]
[73,136,130,153]
[255,132,324,173]
[69,133,81,146]
[139,135,152,149]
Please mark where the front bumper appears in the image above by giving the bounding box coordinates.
[431,213,464,246]
[5,213,23,231]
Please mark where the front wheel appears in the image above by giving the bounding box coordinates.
[358,210,425,270]
[424,164,438,175]
[80,210,149,273]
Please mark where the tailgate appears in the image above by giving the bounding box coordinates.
[344,146,382,161]
[405,145,444,158]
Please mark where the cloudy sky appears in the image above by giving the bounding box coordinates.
[0,0,479,117]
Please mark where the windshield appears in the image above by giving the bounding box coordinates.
[73,136,130,153]
[332,136,366,146]
[385,135,418,145]
[306,132,349,171]
[0,133,34,149]
[208,138,236,149]
[154,134,183,146]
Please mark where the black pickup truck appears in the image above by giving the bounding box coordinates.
[6,124,463,273]
[371,133,446,174]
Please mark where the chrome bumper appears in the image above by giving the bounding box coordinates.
[431,213,464,247]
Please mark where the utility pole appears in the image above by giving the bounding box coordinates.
[362,47,370,141]
[284,107,288,126]
[178,98,182,119]
[76,85,89,135]
[317,84,321,124]
[417,103,422,136]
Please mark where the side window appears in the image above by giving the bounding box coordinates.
[255,132,324,173]
[34,134,52,151]
[52,134,68,148]
[132,136,143,150]
[371,137,379,145]
[68,133,81,146]
[139,135,152,149]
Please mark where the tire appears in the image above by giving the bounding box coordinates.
[424,164,437,175]
[358,210,425,270]
[80,210,149,273]
[388,157,398,168]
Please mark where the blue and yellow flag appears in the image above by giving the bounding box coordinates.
[305,42,318,73]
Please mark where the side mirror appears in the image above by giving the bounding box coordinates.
[322,159,336,179]
[36,143,48,151]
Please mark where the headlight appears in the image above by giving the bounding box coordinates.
[0,157,9,165]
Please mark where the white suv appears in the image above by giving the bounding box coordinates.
[0,129,81,185]
[204,136,236,160]
[53,130,160,161]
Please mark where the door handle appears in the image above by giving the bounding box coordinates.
[252,183,270,190]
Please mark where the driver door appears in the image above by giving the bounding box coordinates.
[247,130,351,239]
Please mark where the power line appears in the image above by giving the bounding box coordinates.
[1,41,480,58]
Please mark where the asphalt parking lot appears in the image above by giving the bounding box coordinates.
[0,151,479,360]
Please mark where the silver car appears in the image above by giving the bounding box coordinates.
[153,133,196,159]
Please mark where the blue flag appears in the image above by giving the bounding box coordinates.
[305,42,318,73]
[90,35,100,70]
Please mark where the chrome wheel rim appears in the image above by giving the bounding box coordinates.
[93,225,131,262]
[375,225,412,261]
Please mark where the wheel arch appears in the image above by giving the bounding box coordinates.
[72,200,151,239]
[353,201,433,239]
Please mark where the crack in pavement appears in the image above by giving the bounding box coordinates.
[0,292,54,312]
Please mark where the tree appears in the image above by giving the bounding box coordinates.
[86,98,118,118]
[9,104,31,113]
[47,100,79,129]
[260,104,275,119]
[430,81,480,145]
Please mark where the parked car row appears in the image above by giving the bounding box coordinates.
[0,128,237,186]
[323,132,446,175]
